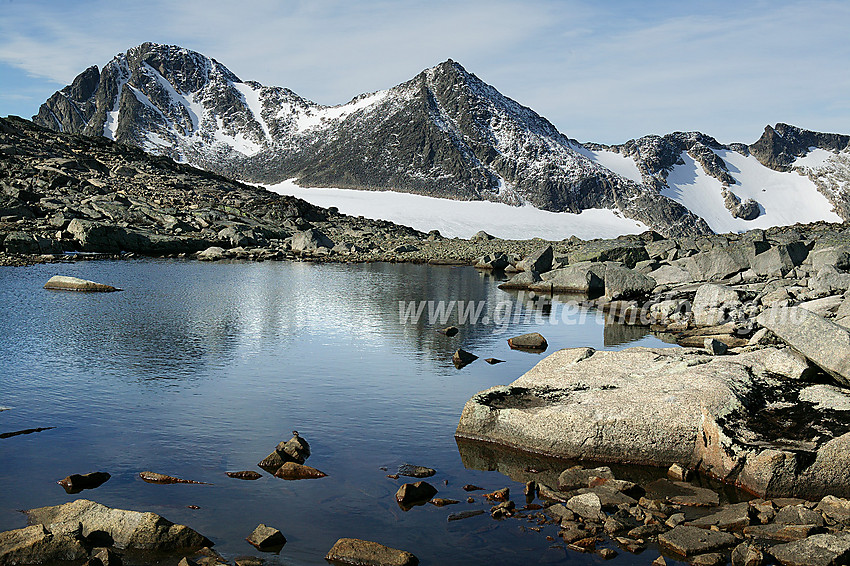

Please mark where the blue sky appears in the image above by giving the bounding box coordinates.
[1,0,848,144]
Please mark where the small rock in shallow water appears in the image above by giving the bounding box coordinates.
[452,349,478,369]
[226,471,262,480]
[89,546,122,566]
[430,498,459,507]
[43,275,121,292]
[138,471,209,484]
[396,481,438,506]
[273,462,326,480]
[507,332,548,352]
[448,510,485,522]
[484,358,505,364]
[437,326,459,337]
[667,463,693,482]
[57,472,110,494]
[483,487,509,502]
[397,464,435,478]
[325,538,418,566]
[246,524,286,550]
[462,484,484,492]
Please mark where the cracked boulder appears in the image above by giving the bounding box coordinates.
[455,346,850,499]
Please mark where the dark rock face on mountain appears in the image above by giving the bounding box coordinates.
[587,132,736,192]
[33,43,710,237]
[750,123,850,171]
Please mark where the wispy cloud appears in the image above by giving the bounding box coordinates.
[0,0,847,143]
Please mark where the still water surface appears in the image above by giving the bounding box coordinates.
[1,260,689,565]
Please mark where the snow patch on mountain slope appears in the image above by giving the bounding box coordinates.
[572,145,644,184]
[294,90,390,132]
[232,82,271,141]
[266,179,647,240]
[661,149,841,233]
[794,148,835,170]
[103,59,130,140]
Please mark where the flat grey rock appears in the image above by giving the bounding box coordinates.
[658,525,736,556]
[769,532,850,566]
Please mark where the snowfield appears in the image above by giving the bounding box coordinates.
[266,179,648,240]
[660,149,842,233]
[572,145,644,184]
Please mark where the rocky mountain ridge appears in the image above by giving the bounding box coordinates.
[32,43,850,237]
[32,43,709,237]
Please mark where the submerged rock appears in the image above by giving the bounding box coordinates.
[225,471,262,480]
[57,471,111,494]
[325,538,418,566]
[43,275,121,292]
[138,471,209,484]
[452,349,478,369]
[397,464,435,478]
[507,333,548,352]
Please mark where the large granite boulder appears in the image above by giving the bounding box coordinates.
[290,228,334,253]
[604,264,655,299]
[692,284,742,327]
[0,524,87,565]
[751,245,805,278]
[2,232,63,255]
[810,246,850,272]
[757,306,850,387]
[647,264,692,286]
[516,245,553,273]
[529,263,605,294]
[681,247,749,282]
[769,532,850,566]
[498,270,541,290]
[24,499,211,552]
[565,241,648,268]
[456,346,850,499]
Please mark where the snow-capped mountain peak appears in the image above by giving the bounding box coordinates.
[34,44,849,237]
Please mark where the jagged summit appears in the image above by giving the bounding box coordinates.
[33,44,850,237]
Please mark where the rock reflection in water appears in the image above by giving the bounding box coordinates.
[455,437,752,505]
